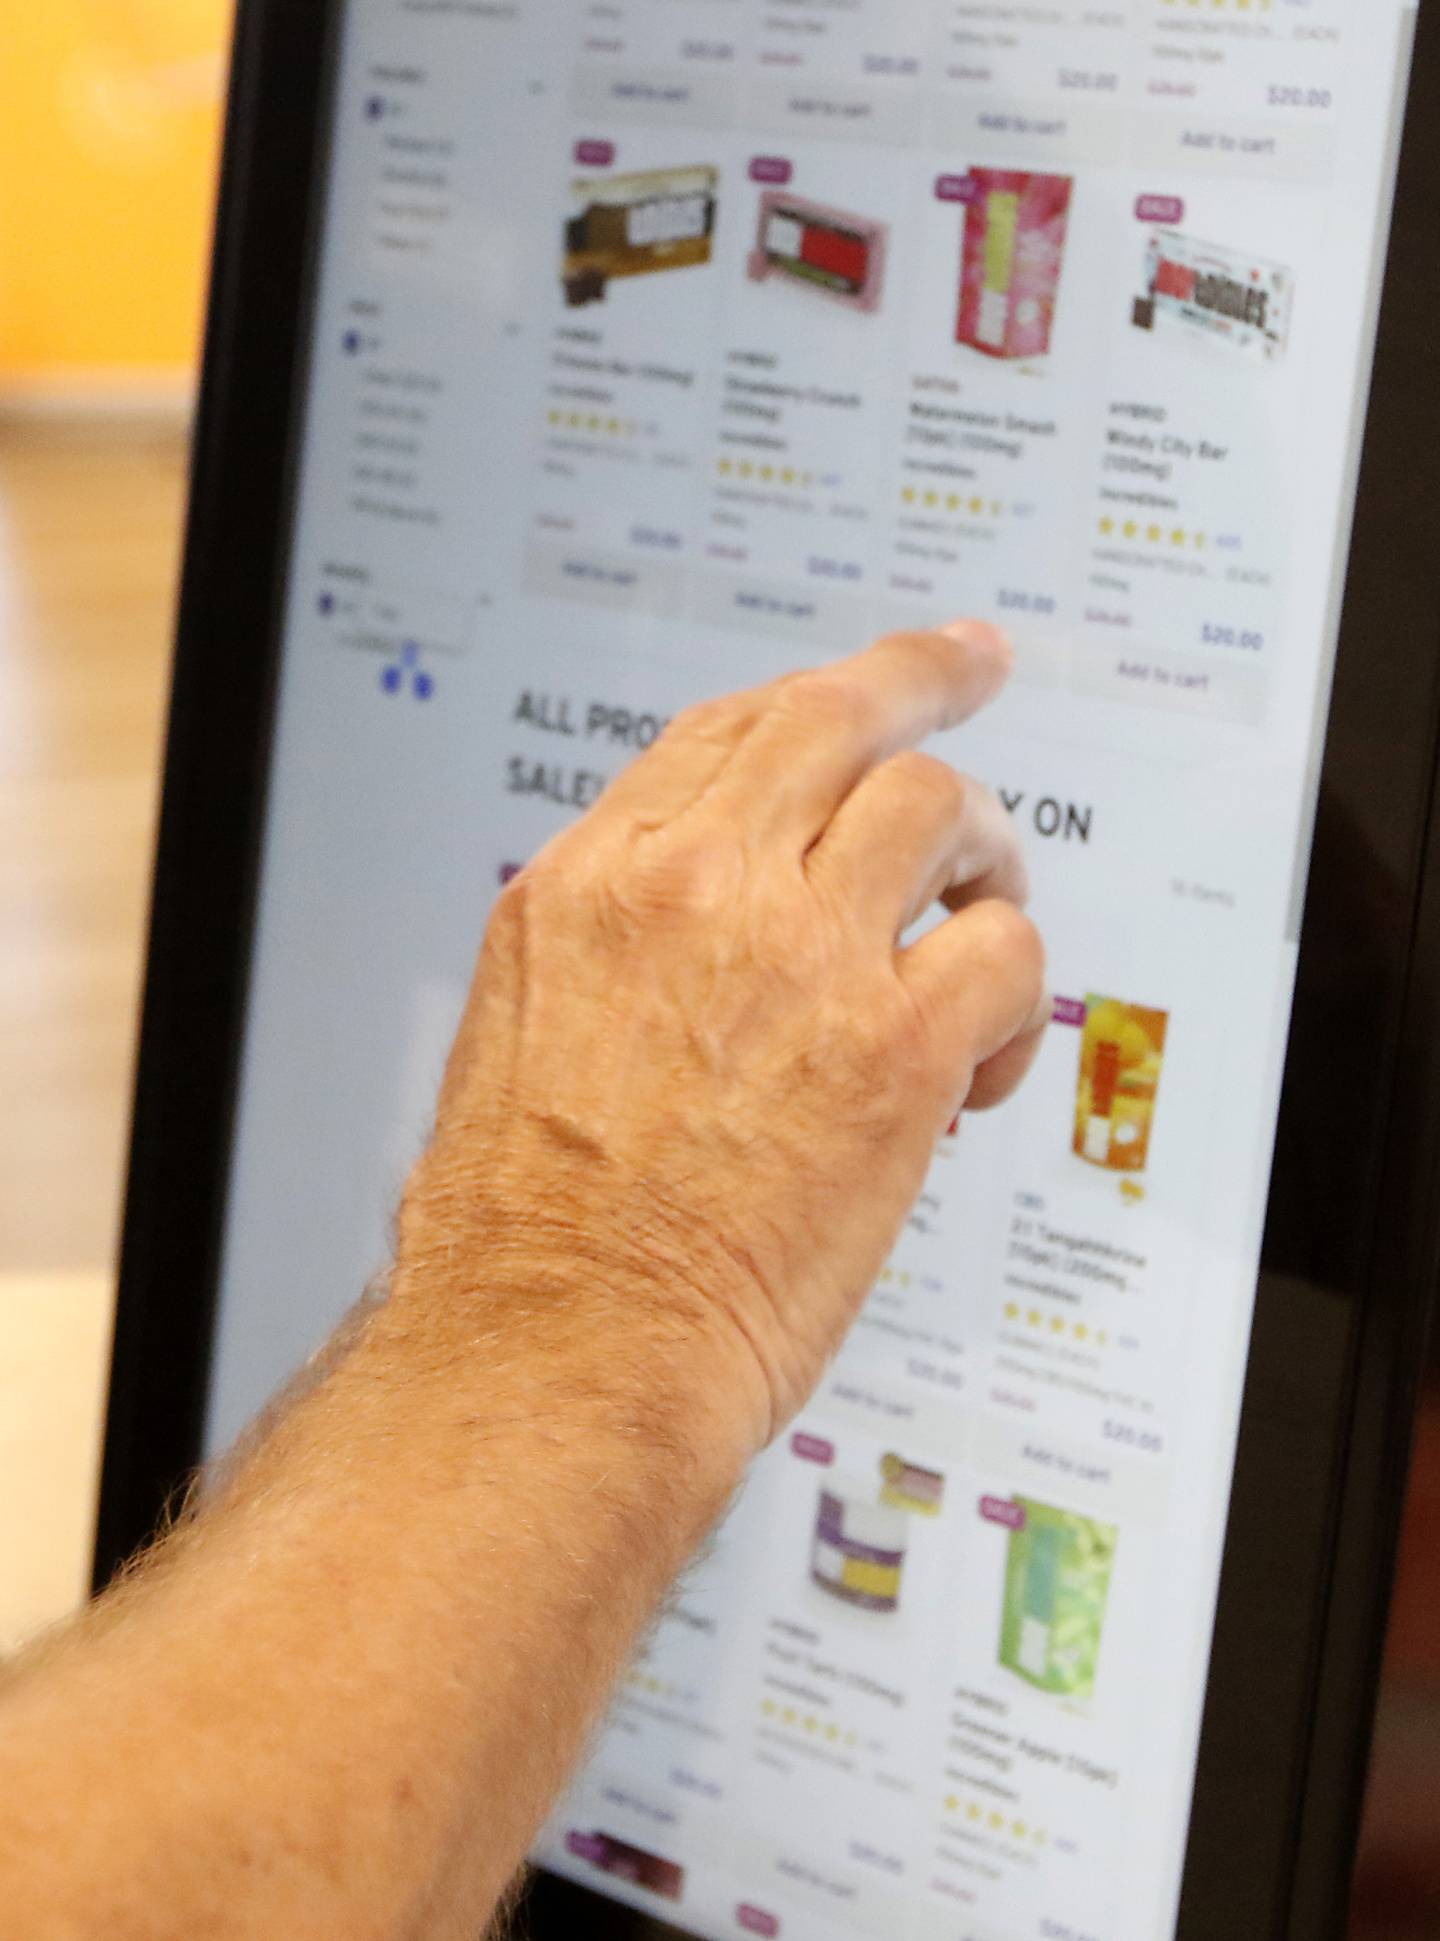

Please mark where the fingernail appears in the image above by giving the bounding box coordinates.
[938,618,1013,661]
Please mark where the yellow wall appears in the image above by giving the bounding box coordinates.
[0,0,231,398]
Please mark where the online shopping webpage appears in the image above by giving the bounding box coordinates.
[210,4,1417,1937]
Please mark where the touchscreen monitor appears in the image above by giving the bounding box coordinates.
[187,4,1422,1937]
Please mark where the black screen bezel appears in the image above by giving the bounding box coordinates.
[94,6,1440,1936]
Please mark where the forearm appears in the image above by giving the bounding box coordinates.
[0,1264,753,1940]
[0,625,1043,1939]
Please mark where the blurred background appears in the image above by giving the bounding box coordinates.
[0,0,231,1643]
[0,4,1435,1933]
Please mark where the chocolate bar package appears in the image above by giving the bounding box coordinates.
[1132,231,1293,363]
[747,191,888,312]
[957,169,1073,361]
[564,165,719,307]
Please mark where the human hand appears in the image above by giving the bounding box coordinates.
[396,625,1046,1459]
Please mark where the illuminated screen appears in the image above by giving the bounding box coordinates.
[208,5,1419,1935]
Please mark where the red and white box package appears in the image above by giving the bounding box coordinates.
[1132,231,1294,364]
[956,169,1074,362]
[748,191,889,313]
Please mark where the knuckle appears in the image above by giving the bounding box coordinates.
[884,750,968,817]
[617,834,736,924]
[774,670,876,736]
[971,900,1047,989]
[667,695,738,745]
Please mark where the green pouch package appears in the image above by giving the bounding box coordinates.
[999,1498,1117,1700]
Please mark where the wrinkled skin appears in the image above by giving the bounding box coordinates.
[397,623,1048,1450]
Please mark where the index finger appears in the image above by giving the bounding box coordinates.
[703,621,1013,845]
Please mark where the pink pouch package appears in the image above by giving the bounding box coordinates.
[956,170,1074,361]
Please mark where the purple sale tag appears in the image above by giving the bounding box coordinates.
[575,139,616,168]
[935,172,978,203]
[737,1907,782,1937]
[566,1831,608,1864]
[1052,996,1087,1029]
[791,1431,836,1467]
[981,1496,1027,1531]
[1136,193,1184,225]
[750,156,793,184]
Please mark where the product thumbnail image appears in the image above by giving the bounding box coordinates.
[1073,994,1168,1175]
[999,1497,1117,1701]
[879,1452,946,1516]
[566,1830,685,1902]
[957,169,1073,361]
[747,191,889,312]
[564,165,719,307]
[1132,231,1293,364]
[811,1479,909,1614]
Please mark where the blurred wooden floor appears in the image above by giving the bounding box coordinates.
[0,419,182,1648]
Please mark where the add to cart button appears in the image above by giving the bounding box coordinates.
[690,571,874,650]
[972,1413,1169,1525]
[755,1842,909,1931]
[924,93,1125,165]
[1071,644,1266,727]
[1134,112,1334,186]
[525,540,689,619]
[571,65,740,128]
[743,77,918,147]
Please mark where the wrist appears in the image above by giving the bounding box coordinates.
[380,1191,769,1517]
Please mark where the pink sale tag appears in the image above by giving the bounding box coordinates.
[575,139,616,167]
[1136,193,1185,225]
[737,1908,781,1937]
[790,1432,836,1466]
[1053,996,1087,1028]
[981,1496,1027,1530]
[750,156,793,184]
[935,172,978,203]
